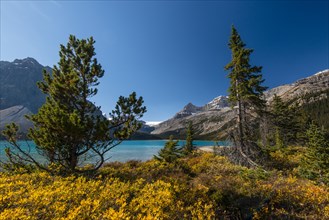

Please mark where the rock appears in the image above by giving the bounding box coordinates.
[138,121,156,133]
[173,96,230,120]
[203,95,229,110]
[0,105,33,133]
[0,57,51,113]
[265,69,329,103]
[173,103,203,119]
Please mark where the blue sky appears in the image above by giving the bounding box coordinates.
[1,1,328,121]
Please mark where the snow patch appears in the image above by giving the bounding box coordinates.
[206,95,229,110]
[145,121,162,126]
[314,69,329,76]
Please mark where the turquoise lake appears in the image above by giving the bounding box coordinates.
[0,140,227,163]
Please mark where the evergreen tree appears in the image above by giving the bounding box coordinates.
[299,89,329,132]
[224,26,267,166]
[154,135,182,163]
[274,127,284,149]
[2,35,146,174]
[271,95,305,146]
[272,95,297,146]
[183,122,195,154]
[300,123,329,184]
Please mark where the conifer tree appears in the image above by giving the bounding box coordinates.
[154,135,182,163]
[2,35,146,174]
[274,128,284,149]
[271,95,290,147]
[271,95,301,146]
[300,123,329,184]
[183,122,195,154]
[224,26,267,166]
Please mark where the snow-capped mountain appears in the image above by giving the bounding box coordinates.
[204,96,230,110]
[173,96,230,119]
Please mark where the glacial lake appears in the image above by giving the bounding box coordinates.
[0,140,228,163]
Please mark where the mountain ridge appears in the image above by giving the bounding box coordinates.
[173,96,230,119]
[0,57,51,113]
[151,69,329,139]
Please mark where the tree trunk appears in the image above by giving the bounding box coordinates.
[235,80,259,167]
[70,147,78,171]
[236,79,244,147]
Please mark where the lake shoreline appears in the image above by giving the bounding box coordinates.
[198,146,226,152]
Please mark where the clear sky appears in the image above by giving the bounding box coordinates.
[1,0,328,121]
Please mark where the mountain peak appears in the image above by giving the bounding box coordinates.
[172,96,231,120]
[0,57,47,112]
[13,57,40,66]
[173,102,202,119]
[204,95,229,110]
[183,102,197,110]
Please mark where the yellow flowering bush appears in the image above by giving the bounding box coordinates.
[268,146,306,172]
[254,176,329,219]
[0,172,214,219]
[0,152,328,219]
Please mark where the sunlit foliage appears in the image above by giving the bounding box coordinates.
[1,153,328,219]
[154,135,182,163]
[299,123,329,184]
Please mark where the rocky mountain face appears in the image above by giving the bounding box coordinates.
[0,58,51,137]
[0,58,51,113]
[151,96,232,139]
[0,106,33,134]
[152,107,235,140]
[151,96,231,139]
[264,69,329,103]
[173,103,203,119]
[152,69,329,140]
[173,96,230,119]
[203,95,230,110]
[138,121,157,133]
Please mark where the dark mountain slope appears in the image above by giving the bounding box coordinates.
[0,57,51,113]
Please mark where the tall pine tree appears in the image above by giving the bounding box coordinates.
[2,35,146,174]
[224,26,267,167]
[183,121,195,155]
[270,95,302,146]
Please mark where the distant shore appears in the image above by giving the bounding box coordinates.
[198,146,226,152]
